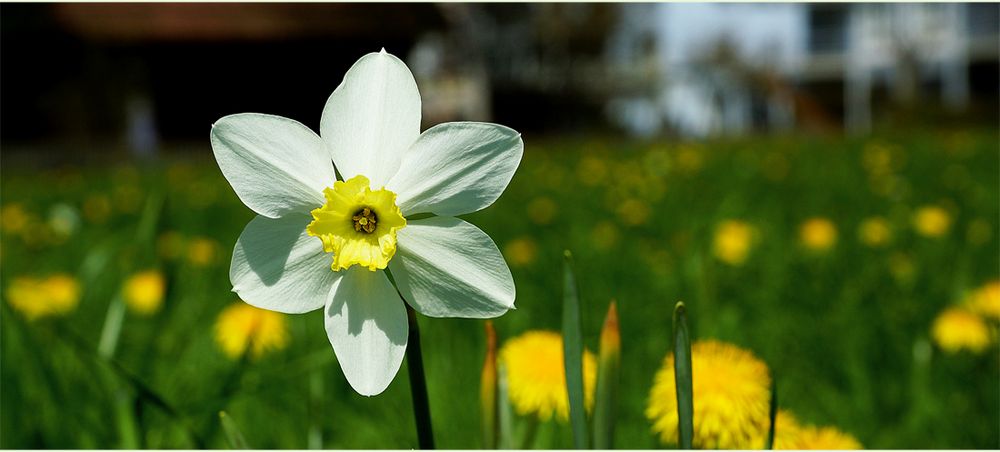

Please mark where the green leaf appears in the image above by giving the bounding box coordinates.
[219,411,249,449]
[766,376,777,450]
[593,301,620,449]
[673,301,694,450]
[562,250,589,449]
[497,364,516,450]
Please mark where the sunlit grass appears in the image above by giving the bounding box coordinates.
[1,127,998,448]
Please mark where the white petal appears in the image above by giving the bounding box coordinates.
[387,122,523,216]
[230,214,340,314]
[325,268,408,396]
[321,49,421,188]
[211,113,335,218]
[389,216,515,318]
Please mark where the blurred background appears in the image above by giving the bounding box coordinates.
[2,3,998,449]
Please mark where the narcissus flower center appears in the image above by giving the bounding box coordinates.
[306,175,406,272]
[353,207,378,233]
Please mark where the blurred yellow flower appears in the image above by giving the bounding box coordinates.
[861,143,895,177]
[966,281,1000,321]
[123,270,166,315]
[503,237,538,268]
[6,274,81,321]
[966,218,993,246]
[761,151,790,182]
[799,217,837,252]
[113,184,143,214]
[792,425,863,449]
[186,237,219,267]
[1,203,30,234]
[931,307,991,353]
[675,145,704,174]
[499,330,597,422]
[857,217,892,248]
[577,156,609,186]
[526,197,558,225]
[215,302,289,359]
[714,220,755,265]
[157,231,186,261]
[591,220,620,251]
[888,252,917,284]
[647,340,771,449]
[912,205,951,238]
[83,195,112,224]
[617,198,650,227]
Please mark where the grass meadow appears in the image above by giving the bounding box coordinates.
[1,127,998,448]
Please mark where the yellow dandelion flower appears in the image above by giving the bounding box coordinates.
[799,217,837,252]
[113,184,143,214]
[214,303,289,359]
[792,425,863,449]
[157,231,186,261]
[577,156,609,187]
[857,216,892,248]
[499,330,597,422]
[503,237,538,268]
[931,307,991,353]
[526,197,558,225]
[617,198,650,227]
[6,274,81,321]
[1,203,30,234]
[761,151,790,182]
[591,220,620,251]
[647,340,771,449]
[888,252,916,284]
[965,218,992,246]
[751,409,803,450]
[123,270,166,315]
[83,194,112,224]
[966,281,1000,321]
[186,237,220,267]
[913,205,951,238]
[861,143,895,177]
[713,220,755,265]
[675,145,704,174]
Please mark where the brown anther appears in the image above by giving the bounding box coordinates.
[352,207,378,234]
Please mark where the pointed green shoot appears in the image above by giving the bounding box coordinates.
[673,301,694,450]
[219,411,249,449]
[497,364,516,450]
[562,250,589,449]
[481,320,499,449]
[593,300,620,449]
[766,376,777,450]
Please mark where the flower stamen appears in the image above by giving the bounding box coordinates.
[353,207,378,233]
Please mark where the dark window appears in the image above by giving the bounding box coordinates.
[808,5,848,54]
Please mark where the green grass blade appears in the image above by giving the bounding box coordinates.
[561,250,589,449]
[766,376,777,450]
[219,411,249,449]
[497,364,515,450]
[593,301,620,449]
[673,301,694,450]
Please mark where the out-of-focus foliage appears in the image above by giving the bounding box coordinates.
[1,127,997,448]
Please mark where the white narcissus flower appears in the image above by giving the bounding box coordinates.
[210,49,522,396]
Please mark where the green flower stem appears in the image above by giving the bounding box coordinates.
[561,251,589,449]
[405,304,435,449]
[673,302,694,450]
[518,416,540,449]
